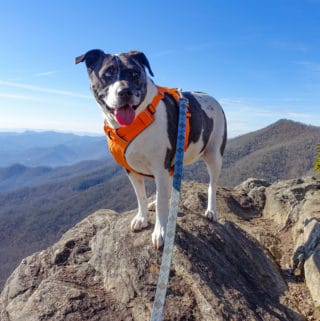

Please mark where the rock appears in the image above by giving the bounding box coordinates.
[1,177,320,320]
[292,188,320,316]
[234,177,270,193]
[262,176,320,318]
[233,178,270,218]
[305,245,320,314]
[0,208,300,320]
[263,177,320,228]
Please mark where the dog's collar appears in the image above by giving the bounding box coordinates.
[104,86,190,176]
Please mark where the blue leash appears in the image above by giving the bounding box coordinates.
[150,95,188,321]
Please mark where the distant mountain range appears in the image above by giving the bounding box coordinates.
[0,160,108,191]
[1,119,318,191]
[0,130,108,167]
[0,119,319,289]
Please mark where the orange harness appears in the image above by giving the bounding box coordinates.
[104,86,191,176]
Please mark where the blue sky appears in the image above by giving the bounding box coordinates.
[0,0,319,137]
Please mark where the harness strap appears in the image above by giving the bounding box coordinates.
[104,86,191,176]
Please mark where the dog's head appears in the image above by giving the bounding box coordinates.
[75,50,154,127]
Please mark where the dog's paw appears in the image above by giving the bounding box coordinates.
[148,200,156,212]
[131,214,148,231]
[152,226,165,249]
[205,210,219,221]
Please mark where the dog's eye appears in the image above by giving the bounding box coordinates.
[104,67,115,80]
[98,94,105,101]
[128,70,140,80]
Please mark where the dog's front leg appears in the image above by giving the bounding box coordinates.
[152,171,171,249]
[147,184,172,212]
[128,172,149,231]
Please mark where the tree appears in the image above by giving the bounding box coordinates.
[315,144,320,172]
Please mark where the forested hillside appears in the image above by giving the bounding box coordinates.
[220,119,319,186]
[184,119,320,187]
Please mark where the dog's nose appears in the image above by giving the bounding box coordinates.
[118,87,133,99]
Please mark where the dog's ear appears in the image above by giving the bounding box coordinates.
[75,49,105,70]
[128,51,154,77]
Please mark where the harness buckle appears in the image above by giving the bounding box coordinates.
[147,104,156,114]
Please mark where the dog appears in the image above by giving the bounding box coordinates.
[75,50,227,249]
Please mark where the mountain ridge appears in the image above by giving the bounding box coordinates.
[0,160,108,192]
[0,130,108,167]
[0,118,318,191]
[221,118,319,185]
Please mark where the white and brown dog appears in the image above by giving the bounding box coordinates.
[76,50,227,249]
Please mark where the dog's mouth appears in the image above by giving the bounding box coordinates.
[109,104,136,126]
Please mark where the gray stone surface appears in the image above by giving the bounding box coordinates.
[1,177,320,320]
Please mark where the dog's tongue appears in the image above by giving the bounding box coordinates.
[114,105,135,126]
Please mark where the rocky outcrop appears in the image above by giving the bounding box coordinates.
[1,177,320,321]
[263,177,320,314]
